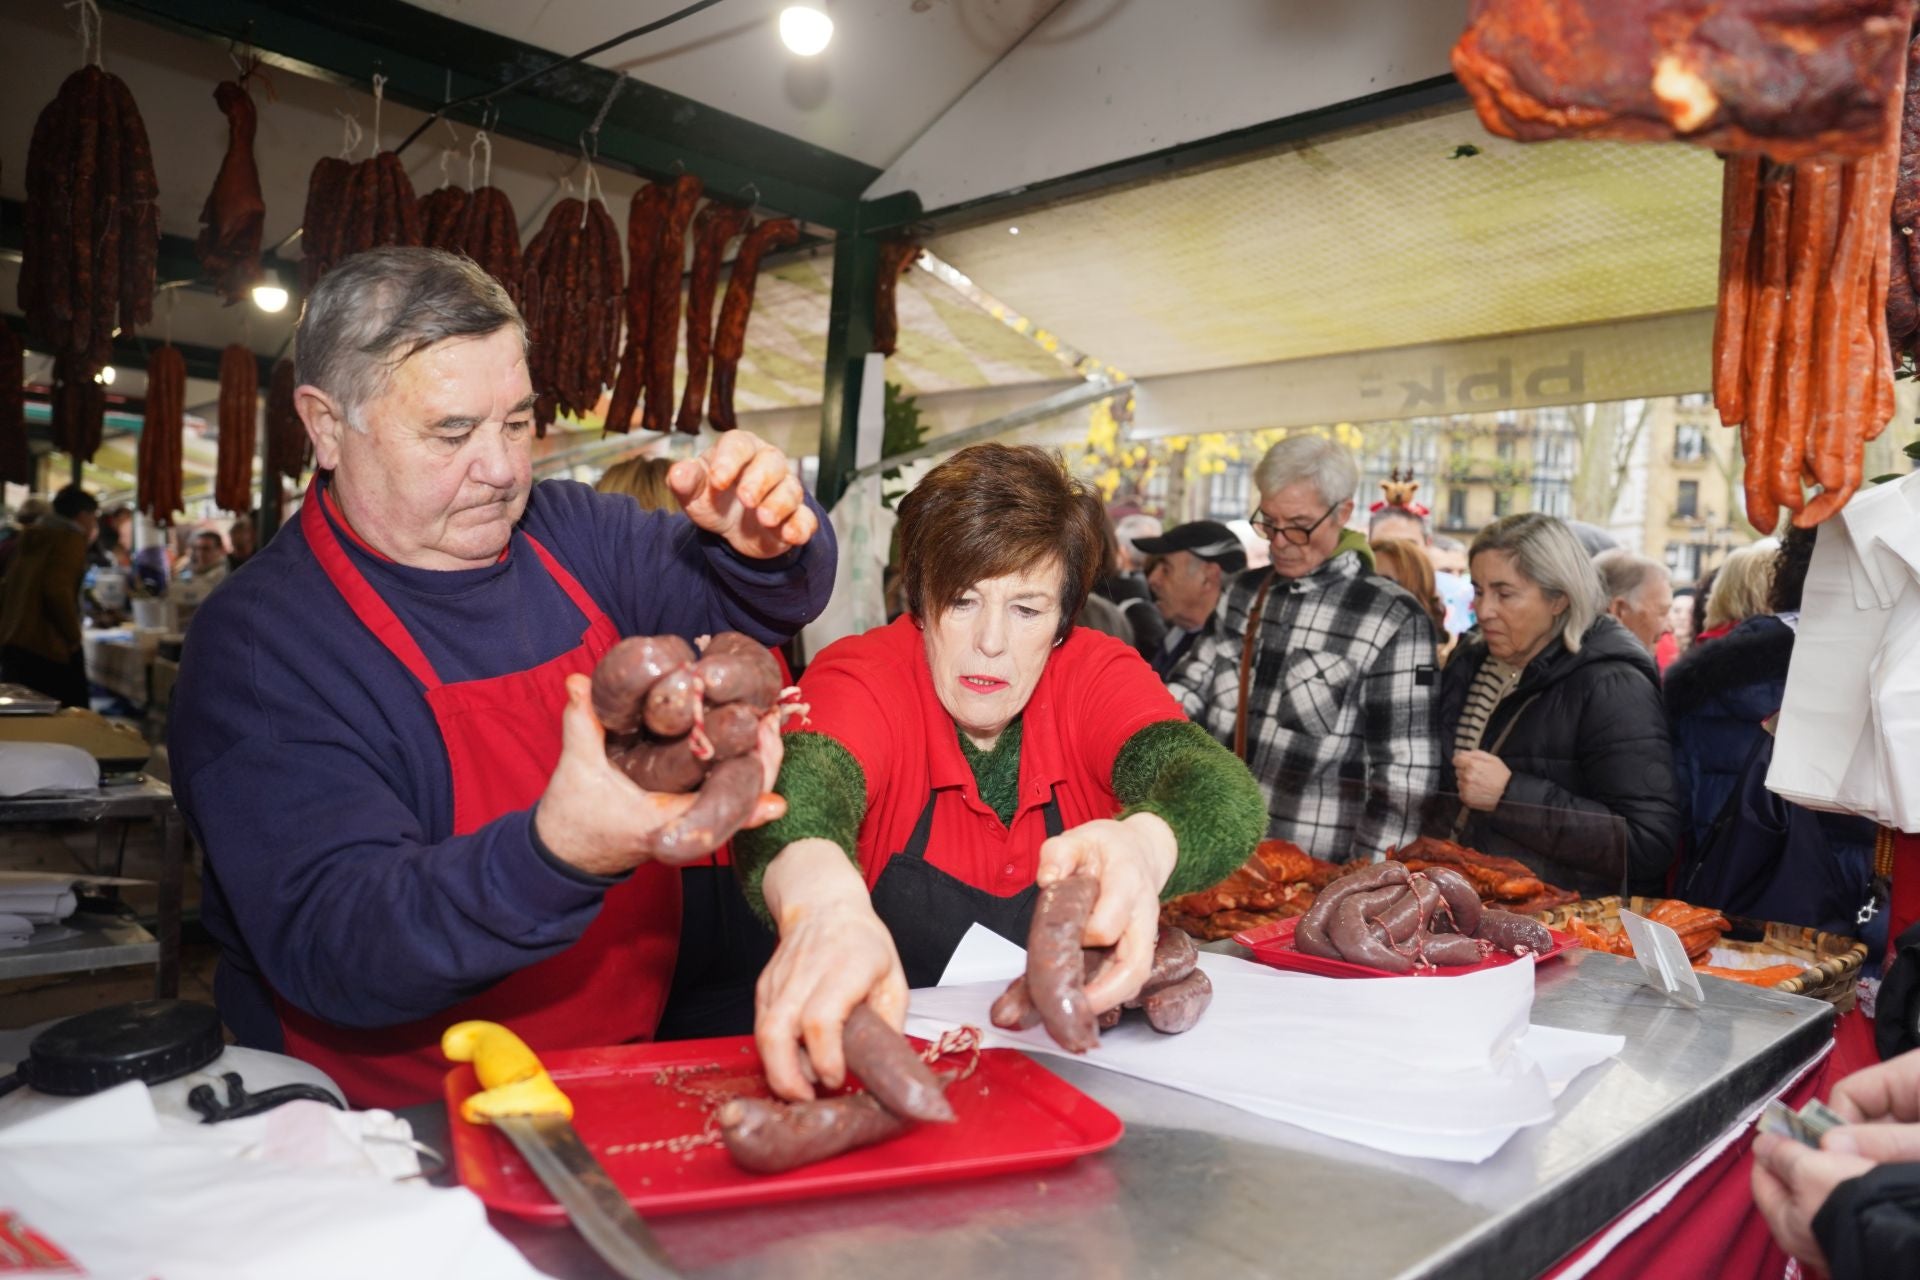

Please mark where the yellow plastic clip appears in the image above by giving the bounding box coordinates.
[442,1020,574,1125]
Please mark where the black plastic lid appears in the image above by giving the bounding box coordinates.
[20,999,224,1096]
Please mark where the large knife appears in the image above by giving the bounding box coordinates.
[443,1020,678,1279]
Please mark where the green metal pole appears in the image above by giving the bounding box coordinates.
[814,231,880,512]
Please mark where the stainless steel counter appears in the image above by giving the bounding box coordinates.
[408,950,1834,1280]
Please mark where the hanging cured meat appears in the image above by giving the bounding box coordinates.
[138,345,185,526]
[708,218,800,432]
[296,150,420,288]
[1711,40,1906,529]
[49,353,105,465]
[452,185,523,308]
[641,175,705,435]
[675,203,750,434]
[0,322,27,487]
[603,184,671,435]
[195,78,266,304]
[216,345,258,515]
[1452,0,1915,163]
[263,357,308,486]
[419,184,471,254]
[520,193,623,434]
[872,239,921,357]
[19,64,159,375]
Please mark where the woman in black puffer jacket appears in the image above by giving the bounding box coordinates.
[1431,514,1681,898]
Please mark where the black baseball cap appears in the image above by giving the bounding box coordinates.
[1134,520,1247,573]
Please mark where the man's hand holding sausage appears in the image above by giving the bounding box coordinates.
[671,430,818,559]
[535,674,787,877]
[1036,813,1178,1014]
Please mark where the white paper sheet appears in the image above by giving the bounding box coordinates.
[909,925,1622,1163]
[0,1083,551,1279]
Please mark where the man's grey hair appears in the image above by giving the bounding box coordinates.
[294,248,524,429]
[1253,434,1360,508]
[1469,513,1604,654]
[1592,548,1669,605]
[1114,513,1163,558]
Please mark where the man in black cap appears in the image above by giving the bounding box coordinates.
[1138,520,1247,680]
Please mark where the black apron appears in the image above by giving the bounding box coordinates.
[869,785,1064,989]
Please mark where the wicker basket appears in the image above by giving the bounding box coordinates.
[1530,896,1867,1009]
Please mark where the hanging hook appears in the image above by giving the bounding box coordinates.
[369,72,388,153]
[737,182,762,216]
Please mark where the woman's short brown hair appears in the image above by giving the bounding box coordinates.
[896,444,1106,641]
[596,456,681,513]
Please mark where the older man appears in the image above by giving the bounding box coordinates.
[169,249,832,1107]
[1169,437,1440,861]
[1136,520,1246,679]
[1594,549,1674,660]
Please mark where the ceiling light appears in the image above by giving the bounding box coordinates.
[95,366,116,386]
[1008,226,1020,235]
[779,5,833,56]
[251,282,290,314]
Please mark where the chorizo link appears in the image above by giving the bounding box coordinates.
[718,1093,909,1175]
[1423,867,1483,935]
[1329,887,1415,972]
[643,176,705,435]
[642,754,763,860]
[1474,909,1554,957]
[1420,933,1486,967]
[676,203,751,433]
[1294,860,1410,956]
[590,634,697,732]
[841,1004,954,1124]
[1740,163,1792,536]
[1027,876,1101,1053]
[709,218,801,431]
[1142,968,1212,1034]
[1713,155,1762,426]
[871,239,920,357]
[1770,160,1833,510]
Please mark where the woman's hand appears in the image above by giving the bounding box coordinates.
[670,430,818,559]
[1751,1130,1876,1274]
[755,838,908,1103]
[1453,750,1512,813]
[1035,812,1178,1013]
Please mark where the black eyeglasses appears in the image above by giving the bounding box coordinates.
[1249,503,1341,546]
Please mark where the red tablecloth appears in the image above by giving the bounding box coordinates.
[1543,1043,1835,1280]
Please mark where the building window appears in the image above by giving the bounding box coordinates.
[1674,422,1708,463]
[1447,488,1468,528]
[1496,439,1516,463]
[1676,480,1700,520]
[1492,490,1512,518]
[1206,461,1252,521]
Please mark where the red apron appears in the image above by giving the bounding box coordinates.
[275,487,682,1109]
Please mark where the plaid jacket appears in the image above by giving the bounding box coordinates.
[1167,550,1442,861]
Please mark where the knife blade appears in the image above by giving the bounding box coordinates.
[443,1020,678,1280]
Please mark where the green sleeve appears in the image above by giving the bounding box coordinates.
[1112,719,1267,899]
[730,731,868,922]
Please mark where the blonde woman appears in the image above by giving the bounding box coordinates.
[1696,542,1776,644]
[596,456,682,513]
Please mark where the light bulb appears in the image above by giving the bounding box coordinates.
[1009,226,1020,235]
[779,5,833,56]
[251,283,290,313]
[95,365,116,385]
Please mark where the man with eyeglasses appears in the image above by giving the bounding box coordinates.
[1167,435,1442,862]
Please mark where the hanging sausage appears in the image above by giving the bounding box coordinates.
[138,345,185,526]
[195,76,266,304]
[708,218,800,432]
[216,345,258,515]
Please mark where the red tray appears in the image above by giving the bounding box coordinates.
[1232,916,1576,978]
[444,1035,1123,1221]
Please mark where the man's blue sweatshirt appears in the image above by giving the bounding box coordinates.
[168,478,834,1050]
